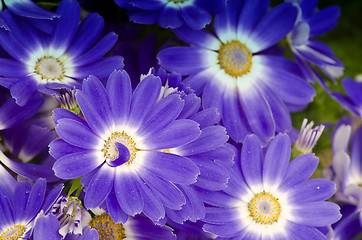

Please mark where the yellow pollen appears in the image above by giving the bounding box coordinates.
[218,40,252,77]
[248,191,281,225]
[102,131,138,165]
[89,213,125,240]
[0,224,27,240]
[34,55,66,81]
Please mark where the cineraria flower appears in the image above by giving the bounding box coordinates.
[329,204,362,240]
[0,0,123,106]
[115,0,226,30]
[287,0,343,87]
[201,134,341,239]
[0,169,62,240]
[294,118,325,155]
[330,77,362,118]
[87,210,176,240]
[50,69,206,222]
[158,0,315,143]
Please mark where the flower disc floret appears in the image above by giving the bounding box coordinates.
[89,213,125,240]
[0,224,27,240]
[218,40,252,78]
[34,55,66,81]
[102,131,138,166]
[248,191,281,225]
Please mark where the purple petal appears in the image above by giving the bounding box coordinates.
[173,26,220,50]
[106,186,128,223]
[202,72,226,116]
[177,94,201,120]
[291,202,341,227]
[132,172,165,221]
[280,153,319,191]
[182,67,217,95]
[342,77,362,107]
[137,94,184,137]
[13,181,31,223]
[33,215,62,240]
[49,139,87,160]
[204,207,239,224]
[190,108,221,129]
[0,165,17,196]
[238,79,275,143]
[308,6,340,37]
[287,222,327,240]
[194,0,226,14]
[106,70,132,126]
[71,32,119,67]
[132,0,165,10]
[247,3,298,53]
[180,5,211,30]
[175,126,228,156]
[50,0,80,52]
[67,13,104,58]
[263,133,291,188]
[0,58,28,77]
[158,6,183,29]
[157,47,217,75]
[0,152,59,182]
[56,118,102,149]
[76,90,112,138]
[222,88,251,143]
[25,178,46,220]
[84,164,114,209]
[174,185,205,222]
[197,188,236,207]
[203,220,246,238]
[240,135,263,190]
[287,179,336,204]
[52,108,88,126]
[7,0,59,19]
[213,0,244,42]
[141,119,201,150]
[236,0,269,41]
[114,170,144,216]
[0,25,28,60]
[128,75,161,129]
[41,184,63,213]
[137,151,200,185]
[53,150,104,179]
[0,184,14,226]
[10,76,39,106]
[72,56,124,80]
[137,167,186,210]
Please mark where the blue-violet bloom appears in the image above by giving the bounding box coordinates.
[201,134,341,239]
[0,0,123,106]
[50,69,205,222]
[158,0,315,143]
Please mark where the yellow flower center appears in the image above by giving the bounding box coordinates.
[0,224,27,240]
[89,213,125,240]
[34,55,65,81]
[102,131,138,166]
[248,191,281,225]
[218,40,252,77]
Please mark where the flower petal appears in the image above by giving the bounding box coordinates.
[84,164,114,209]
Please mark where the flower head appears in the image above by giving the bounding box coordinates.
[158,0,315,143]
[202,134,341,239]
[0,0,123,106]
[50,69,217,222]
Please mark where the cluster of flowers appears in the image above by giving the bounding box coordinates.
[0,0,361,239]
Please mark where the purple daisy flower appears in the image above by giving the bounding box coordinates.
[201,134,341,239]
[287,0,343,87]
[0,168,62,240]
[50,69,205,222]
[158,0,315,143]
[115,0,226,30]
[330,77,362,118]
[0,0,123,106]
